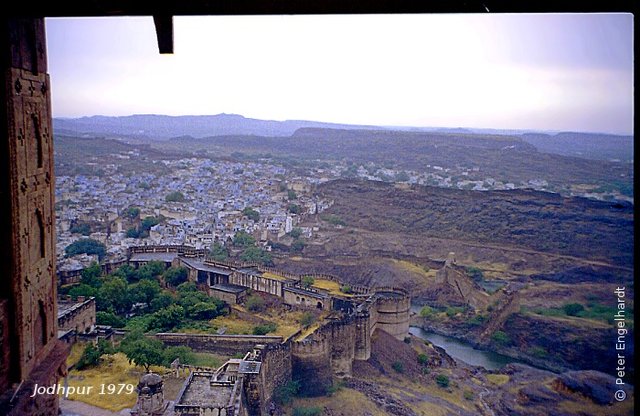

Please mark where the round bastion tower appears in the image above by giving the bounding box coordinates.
[373,288,410,340]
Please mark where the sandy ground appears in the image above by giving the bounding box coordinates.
[59,398,131,416]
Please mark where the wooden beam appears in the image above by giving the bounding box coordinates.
[153,15,173,54]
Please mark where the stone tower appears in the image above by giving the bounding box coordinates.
[131,373,167,416]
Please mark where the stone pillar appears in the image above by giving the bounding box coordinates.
[0,17,69,416]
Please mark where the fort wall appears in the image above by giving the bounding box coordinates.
[373,288,411,340]
[291,335,333,396]
[155,333,282,356]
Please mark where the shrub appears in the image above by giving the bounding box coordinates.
[253,323,277,335]
[420,305,434,318]
[300,312,315,327]
[392,361,404,373]
[96,311,125,327]
[403,336,411,344]
[491,330,511,346]
[435,374,450,388]
[246,295,265,312]
[293,407,322,416]
[273,380,300,405]
[563,303,585,316]
[417,353,429,366]
[165,191,185,202]
[301,276,315,288]
[464,390,475,400]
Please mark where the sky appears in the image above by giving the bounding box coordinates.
[46,14,633,135]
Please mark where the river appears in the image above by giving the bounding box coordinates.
[409,326,520,371]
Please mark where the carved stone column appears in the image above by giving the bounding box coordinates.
[0,17,69,416]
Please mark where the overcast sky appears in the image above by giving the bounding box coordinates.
[46,14,633,134]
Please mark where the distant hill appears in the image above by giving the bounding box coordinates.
[53,114,633,162]
[521,132,633,162]
[52,114,382,140]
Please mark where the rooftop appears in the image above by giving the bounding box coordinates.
[176,373,234,408]
[129,252,177,262]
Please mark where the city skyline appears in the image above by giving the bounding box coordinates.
[46,14,633,135]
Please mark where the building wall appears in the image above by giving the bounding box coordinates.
[209,288,241,305]
[230,272,283,297]
[0,18,69,415]
[291,337,333,396]
[57,297,96,335]
[155,333,282,356]
[282,288,327,310]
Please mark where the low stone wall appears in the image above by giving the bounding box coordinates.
[155,333,282,356]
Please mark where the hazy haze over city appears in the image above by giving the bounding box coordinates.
[46,13,633,135]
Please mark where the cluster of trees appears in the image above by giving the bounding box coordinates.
[77,331,199,372]
[126,216,162,239]
[242,207,260,222]
[64,238,107,260]
[165,191,185,202]
[63,262,226,333]
[69,223,91,236]
[232,231,273,266]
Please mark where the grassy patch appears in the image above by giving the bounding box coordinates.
[261,271,289,281]
[286,388,387,416]
[64,352,166,411]
[486,374,510,386]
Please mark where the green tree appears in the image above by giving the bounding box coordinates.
[253,323,277,335]
[120,334,164,372]
[126,227,140,238]
[417,353,429,366]
[124,207,140,219]
[149,304,185,332]
[80,262,102,288]
[435,374,450,388]
[137,261,166,281]
[163,266,188,286]
[287,204,301,214]
[420,306,434,318]
[466,266,484,281]
[273,381,300,405]
[245,295,265,312]
[209,242,229,261]
[291,239,305,253]
[242,207,260,222]
[288,228,302,239]
[392,361,404,373]
[141,216,161,231]
[186,301,223,320]
[70,223,91,236]
[165,191,185,202]
[287,190,297,200]
[491,330,511,346]
[240,246,273,266]
[563,303,585,316]
[233,230,256,247]
[96,311,126,327]
[300,312,315,327]
[113,264,138,283]
[68,284,98,299]
[131,279,161,305]
[64,238,107,259]
[76,343,102,370]
[301,276,315,288]
[340,284,353,294]
[97,276,132,314]
[150,292,176,312]
[162,346,195,367]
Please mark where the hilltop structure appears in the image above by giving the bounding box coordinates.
[127,245,410,415]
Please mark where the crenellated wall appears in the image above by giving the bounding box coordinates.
[291,335,333,396]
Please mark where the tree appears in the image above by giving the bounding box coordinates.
[392,361,404,373]
[287,204,301,214]
[242,207,260,222]
[186,301,223,320]
[209,242,229,262]
[120,334,164,372]
[417,353,429,366]
[137,261,166,280]
[96,311,126,327]
[165,191,185,202]
[149,304,185,331]
[76,343,102,370]
[97,276,132,314]
[113,264,138,283]
[141,216,161,231]
[288,228,302,239]
[420,306,434,318]
[340,284,353,294]
[245,295,265,312]
[301,276,315,288]
[491,330,511,346]
[240,247,273,266]
[162,346,195,367]
[287,190,297,200]
[70,223,91,236]
[253,323,277,335]
[80,262,102,288]
[291,239,305,253]
[163,266,188,286]
[131,279,161,305]
[233,230,256,247]
[466,266,484,282]
[65,238,107,259]
[126,227,140,238]
[68,284,98,299]
[300,312,315,327]
[150,292,176,312]
[124,207,140,219]
[563,303,585,316]
[435,374,450,388]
